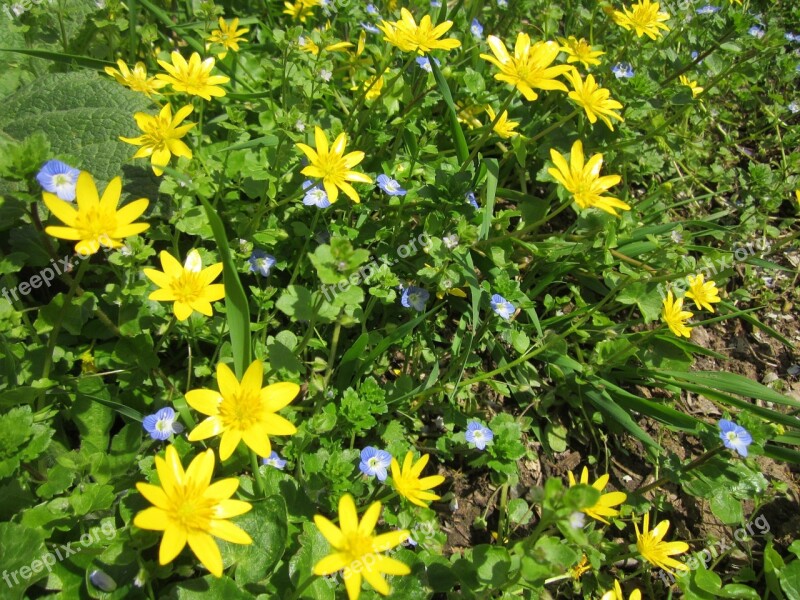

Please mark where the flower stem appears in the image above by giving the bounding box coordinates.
[636,446,725,495]
[250,449,267,498]
[38,257,90,410]
[288,574,317,600]
[458,92,515,173]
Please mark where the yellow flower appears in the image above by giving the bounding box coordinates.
[612,0,670,40]
[480,33,572,101]
[207,17,249,59]
[186,360,299,460]
[120,103,195,176]
[133,446,253,577]
[313,495,410,600]
[43,171,149,255]
[486,106,520,139]
[548,140,630,216]
[679,74,703,98]
[557,36,605,69]
[352,74,384,101]
[567,466,627,524]
[565,70,624,131]
[296,126,373,204]
[570,555,591,579]
[661,290,693,338]
[684,274,721,312]
[457,102,484,129]
[298,35,320,55]
[601,580,642,600]
[635,513,690,574]
[143,250,225,321]
[284,0,319,22]
[104,60,165,97]
[156,51,230,100]
[378,8,461,54]
[728,0,742,3]
[390,451,445,507]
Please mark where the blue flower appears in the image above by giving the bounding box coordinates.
[401,286,429,311]
[497,0,508,6]
[466,190,479,208]
[366,3,379,15]
[302,180,331,208]
[142,407,184,441]
[748,26,765,39]
[37,160,80,202]
[785,32,799,43]
[611,62,634,79]
[718,419,753,457]
[415,56,440,73]
[696,5,720,14]
[359,446,392,481]
[376,174,407,196]
[465,421,494,450]
[262,451,287,470]
[430,0,441,7]
[248,249,276,276]
[691,51,699,61]
[490,294,515,319]
[470,18,484,39]
[361,22,380,34]
[789,101,800,114]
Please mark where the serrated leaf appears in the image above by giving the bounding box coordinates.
[0,71,157,195]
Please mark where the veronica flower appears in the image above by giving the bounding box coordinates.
[696,5,720,14]
[361,22,380,34]
[401,286,429,311]
[366,3,378,15]
[376,174,407,196]
[490,294,515,319]
[466,191,479,208]
[415,56,440,72]
[718,419,753,457]
[143,407,184,440]
[470,18,484,39]
[612,62,635,79]
[302,180,331,208]
[248,250,276,276]
[465,421,493,450]
[359,447,392,481]
[37,160,80,201]
[262,451,287,470]
[748,26,765,38]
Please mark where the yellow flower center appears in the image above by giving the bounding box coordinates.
[219,388,263,431]
[75,208,117,245]
[168,484,214,531]
[315,153,347,181]
[171,271,205,304]
[343,532,375,566]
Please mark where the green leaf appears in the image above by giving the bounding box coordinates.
[0,522,47,600]
[198,195,251,379]
[0,71,155,191]
[288,522,335,600]
[473,545,511,588]
[428,53,469,165]
[166,575,253,599]
[655,370,800,410]
[220,495,288,585]
[780,561,800,600]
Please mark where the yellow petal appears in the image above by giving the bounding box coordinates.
[261,382,300,412]
[159,526,188,564]
[133,506,168,530]
[187,531,223,577]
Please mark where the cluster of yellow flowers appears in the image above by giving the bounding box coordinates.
[567,466,690,598]
[662,274,722,338]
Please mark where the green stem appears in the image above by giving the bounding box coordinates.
[288,574,316,600]
[38,257,90,409]
[458,92,515,173]
[250,449,266,497]
[636,446,725,495]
